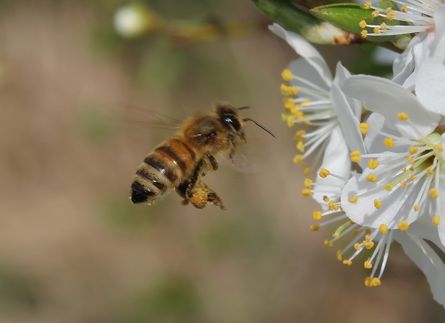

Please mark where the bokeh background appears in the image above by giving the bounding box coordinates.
[0,1,444,322]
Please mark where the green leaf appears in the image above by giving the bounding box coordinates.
[251,0,319,35]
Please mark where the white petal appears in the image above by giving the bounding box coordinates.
[430,7,445,57]
[415,58,445,115]
[288,58,330,95]
[341,75,441,139]
[269,23,333,87]
[395,232,445,308]
[330,63,366,154]
[312,126,350,204]
[410,217,445,253]
[364,112,385,152]
[439,180,445,246]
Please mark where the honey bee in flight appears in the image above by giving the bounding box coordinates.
[130,102,274,209]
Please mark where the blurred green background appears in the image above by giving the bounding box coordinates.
[0,1,443,322]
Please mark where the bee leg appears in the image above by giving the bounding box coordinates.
[189,181,225,210]
[204,153,218,171]
[176,159,206,204]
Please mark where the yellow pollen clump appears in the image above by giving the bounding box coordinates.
[363,1,372,9]
[343,259,352,266]
[364,259,373,269]
[281,68,293,81]
[401,182,408,189]
[293,155,303,164]
[284,98,295,109]
[384,137,394,147]
[397,112,409,121]
[429,188,439,199]
[303,167,311,175]
[384,183,393,192]
[324,240,334,248]
[368,159,379,169]
[328,200,338,211]
[319,168,330,178]
[350,150,361,163]
[364,277,372,287]
[336,250,343,261]
[386,8,395,20]
[401,4,407,12]
[372,277,381,286]
[348,195,358,203]
[433,215,440,225]
[312,211,322,221]
[359,20,367,28]
[310,224,320,231]
[373,27,381,34]
[359,122,368,135]
[374,199,382,209]
[409,146,418,154]
[398,220,410,231]
[363,241,375,250]
[302,188,311,197]
[409,174,415,181]
[366,174,377,182]
[414,204,420,212]
[354,243,362,250]
[304,178,313,188]
[379,224,388,234]
[361,30,368,38]
[296,141,305,153]
[372,10,380,17]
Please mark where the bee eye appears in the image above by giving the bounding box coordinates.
[223,114,240,131]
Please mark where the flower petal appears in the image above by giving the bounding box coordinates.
[331,63,365,154]
[430,7,445,57]
[395,231,445,308]
[341,75,441,139]
[269,23,333,87]
[415,57,445,115]
[288,58,330,95]
[439,179,445,247]
[312,126,350,204]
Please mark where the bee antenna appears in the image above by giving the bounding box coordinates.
[237,106,250,111]
[243,118,276,139]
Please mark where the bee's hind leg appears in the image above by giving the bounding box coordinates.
[189,181,225,210]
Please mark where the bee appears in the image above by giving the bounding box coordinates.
[130,102,274,209]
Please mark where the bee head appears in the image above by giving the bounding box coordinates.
[216,104,243,133]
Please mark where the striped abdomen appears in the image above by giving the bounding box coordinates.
[130,137,197,204]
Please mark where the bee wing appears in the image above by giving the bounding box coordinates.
[217,144,260,174]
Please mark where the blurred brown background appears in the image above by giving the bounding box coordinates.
[0,1,443,322]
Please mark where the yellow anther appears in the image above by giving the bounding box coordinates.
[384,183,393,192]
[401,182,408,189]
[359,122,368,135]
[409,146,418,154]
[368,159,379,169]
[310,224,320,231]
[401,4,407,12]
[409,174,415,181]
[348,195,358,203]
[285,115,294,128]
[293,154,303,164]
[304,178,313,188]
[384,137,394,147]
[312,210,322,221]
[280,84,299,96]
[386,7,395,20]
[350,150,361,163]
[328,200,338,211]
[397,112,409,121]
[324,240,334,248]
[294,130,306,140]
[359,20,367,28]
[284,98,295,109]
[323,195,329,202]
[363,240,375,250]
[303,167,311,175]
[433,215,440,226]
[364,277,372,287]
[373,27,381,34]
[319,168,330,178]
[281,68,293,81]
[427,166,434,176]
[365,233,372,241]
[374,199,382,209]
[366,174,377,182]
[361,30,368,38]
[336,250,343,261]
[343,259,352,266]
[296,141,305,152]
[302,188,312,197]
[379,224,388,234]
[434,144,444,152]
[364,259,373,269]
[372,10,380,17]
[429,188,439,199]
[354,243,362,250]
[363,1,372,9]
[398,220,410,231]
[371,277,381,286]
[380,22,388,30]
[414,204,421,212]
[406,156,414,164]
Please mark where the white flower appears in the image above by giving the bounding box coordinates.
[113,4,158,38]
[340,74,445,246]
[270,24,364,174]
